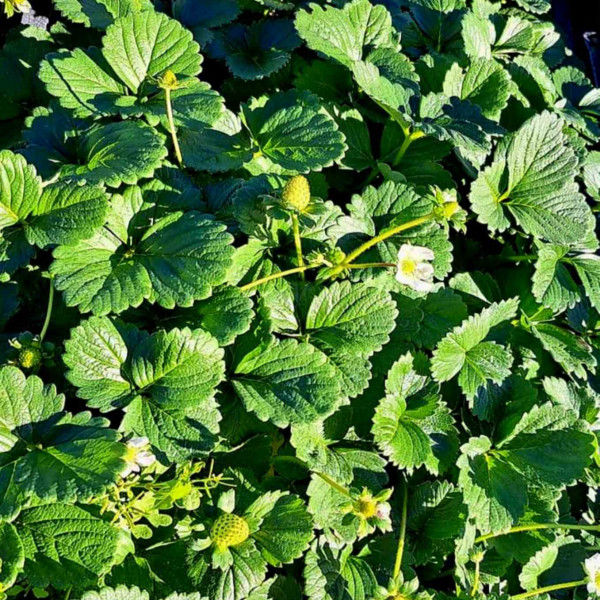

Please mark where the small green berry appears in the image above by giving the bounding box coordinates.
[19,346,43,370]
[210,513,250,548]
[281,175,311,212]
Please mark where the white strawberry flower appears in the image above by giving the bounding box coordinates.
[121,436,156,478]
[585,553,600,596]
[395,244,435,293]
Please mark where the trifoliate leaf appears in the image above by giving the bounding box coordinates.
[303,282,397,397]
[54,0,154,29]
[232,339,342,427]
[242,91,346,173]
[372,353,457,474]
[295,0,398,68]
[51,188,234,315]
[211,20,300,80]
[102,11,202,94]
[458,403,595,533]
[470,112,594,243]
[64,319,224,460]
[303,540,377,600]
[0,366,126,520]
[18,503,133,590]
[431,298,519,398]
[0,522,23,590]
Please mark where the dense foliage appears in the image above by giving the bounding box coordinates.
[2,0,600,599]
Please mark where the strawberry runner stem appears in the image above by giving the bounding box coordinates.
[511,579,588,599]
[475,522,600,544]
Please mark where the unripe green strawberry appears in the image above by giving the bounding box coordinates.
[281,175,310,212]
[18,346,42,370]
[210,513,249,548]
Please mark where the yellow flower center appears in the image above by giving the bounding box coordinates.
[358,498,378,519]
[400,259,417,275]
[211,513,250,548]
[595,572,600,588]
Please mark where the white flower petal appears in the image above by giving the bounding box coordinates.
[395,270,416,286]
[408,245,435,261]
[414,262,434,279]
[128,437,149,448]
[411,278,435,293]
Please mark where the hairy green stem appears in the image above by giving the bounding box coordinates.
[39,278,55,342]
[470,560,481,597]
[291,212,305,279]
[316,472,353,498]
[326,213,434,280]
[511,579,587,599]
[502,254,537,262]
[475,522,600,544]
[393,478,408,580]
[392,130,425,166]
[346,262,396,269]
[239,263,321,291]
[165,88,183,167]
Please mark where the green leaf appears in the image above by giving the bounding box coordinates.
[121,395,221,463]
[187,542,267,600]
[459,403,594,533]
[0,522,24,590]
[54,0,154,29]
[0,151,109,250]
[60,121,167,188]
[39,49,128,118]
[130,327,225,410]
[0,366,126,520]
[51,188,234,315]
[532,244,580,312]
[303,540,377,600]
[531,323,596,378]
[18,503,133,590]
[64,316,138,411]
[470,112,594,243]
[372,353,457,474]
[243,91,346,173]
[407,481,466,566]
[64,320,224,460]
[174,286,254,346]
[79,586,206,600]
[232,339,342,427]
[295,0,397,68]
[572,253,600,311]
[442,58,511,119]
[431,299,519,398]
[251,494,314,566]
[0,150,42,231]
[102,11,202,93]
[303,282,397,397]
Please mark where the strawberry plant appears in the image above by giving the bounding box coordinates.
[2,0,600,599]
